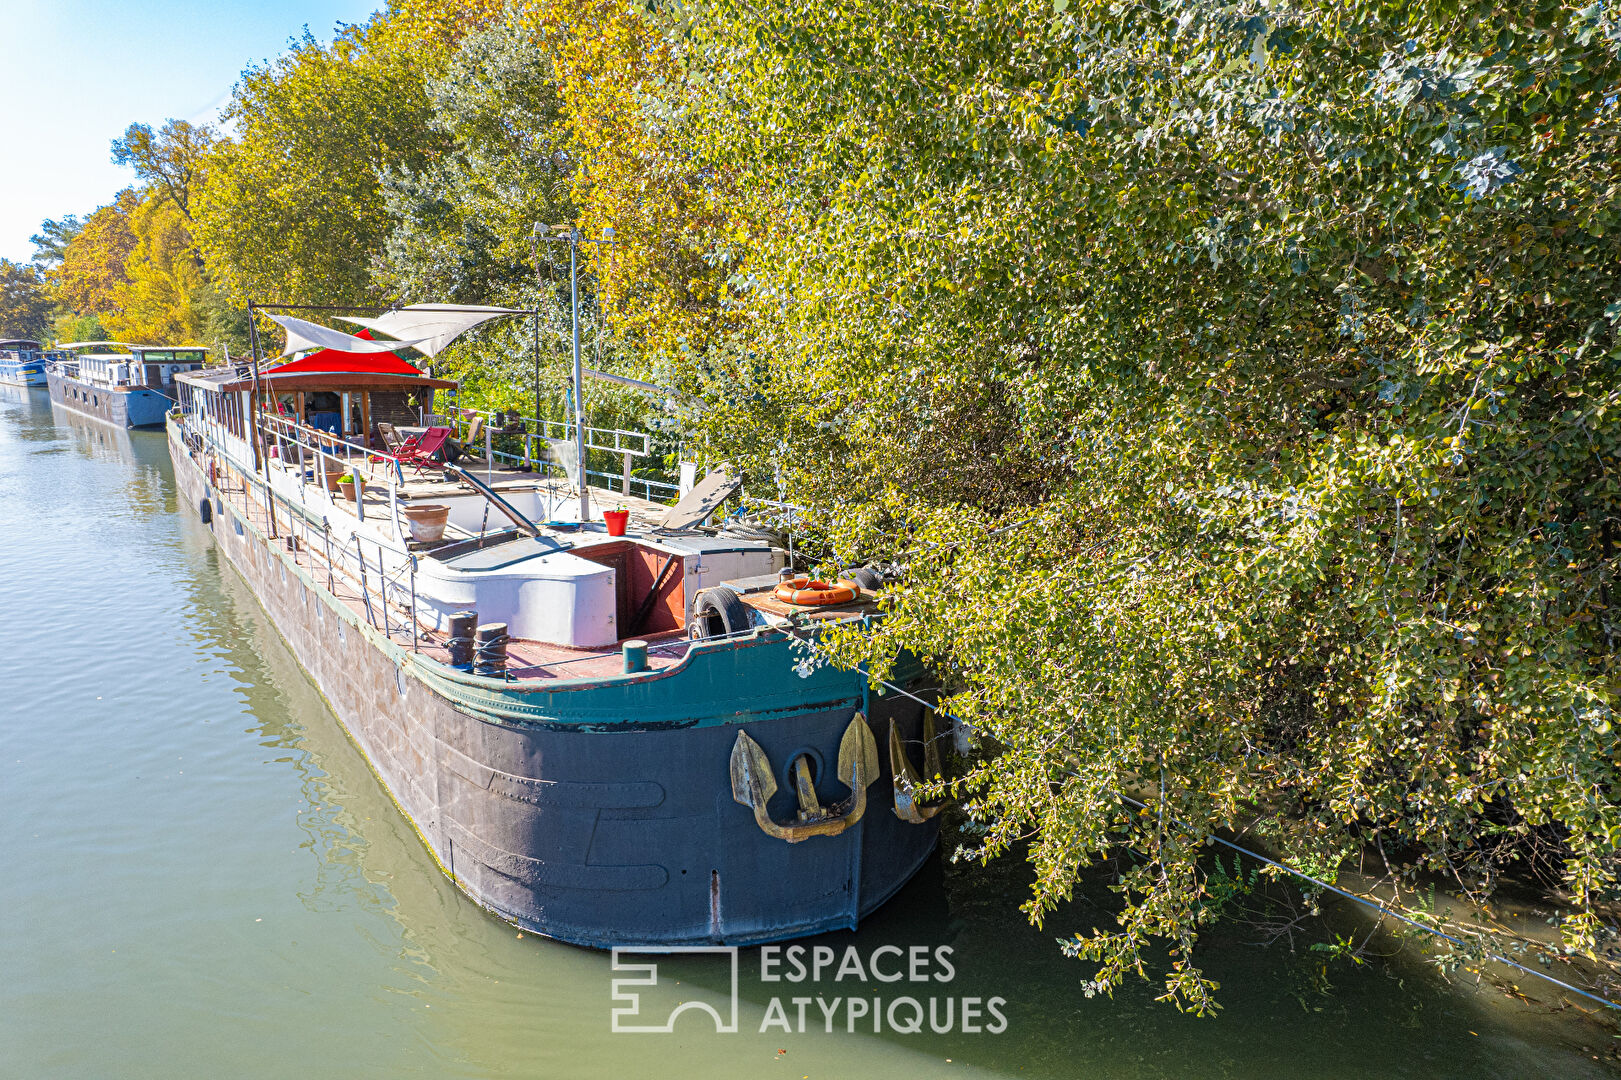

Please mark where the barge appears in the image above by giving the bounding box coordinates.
[0,338,50,387]
[166,311,941,946]
[48,341,207,427]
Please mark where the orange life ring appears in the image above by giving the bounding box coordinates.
[774,575,859,606]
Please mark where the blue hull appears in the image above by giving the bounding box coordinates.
[0,361,46,387]
[48,370,172,427]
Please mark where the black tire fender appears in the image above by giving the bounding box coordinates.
[840,566,882,592]
[690,585,753,640]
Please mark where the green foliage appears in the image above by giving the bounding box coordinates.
[29,215,82,270]
[193,18,449,306]
[609,0,1621,1010]
[49,188,139,318]
[110,119,218,218]
[53,312,108,344]
[101,192,207,343]
[0,259,51,340]
[193,279,253,362]
[377,14,574,301]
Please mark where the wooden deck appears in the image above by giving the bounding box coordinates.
[225,455,874,685]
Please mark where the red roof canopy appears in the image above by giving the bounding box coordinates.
[263,329,423,378]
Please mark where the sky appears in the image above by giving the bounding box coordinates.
[0,0,382,264]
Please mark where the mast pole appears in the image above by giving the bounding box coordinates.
[246,300,264,476]
[570,228,589,522]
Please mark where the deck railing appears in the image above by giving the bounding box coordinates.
[173,397,801,684]
[435,405,681,502]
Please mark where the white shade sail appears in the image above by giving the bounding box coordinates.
[266,312,429,358]
[339,303,525,357]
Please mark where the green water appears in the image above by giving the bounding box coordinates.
[1,386,1613,1079]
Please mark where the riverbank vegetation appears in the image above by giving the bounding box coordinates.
[9,0,1619,1014]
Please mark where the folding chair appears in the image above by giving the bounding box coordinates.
[460,416,486,463]
[376,422,404,454]
[394,426,451,476]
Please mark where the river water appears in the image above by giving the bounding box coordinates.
[1,385,1613,1079]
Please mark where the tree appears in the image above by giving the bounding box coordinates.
[536,0,743,361]
[593,0,1621,1010]
[49,189,138,319]
[0,260,51,340]
[53,313,108,345]
[377,13,575,302]
[193,1,503,309]
[29,215,82,270]
[102,192,207,344]
[110,119,218,218]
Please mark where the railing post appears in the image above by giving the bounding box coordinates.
[376,539,391,638]
[388,468,401,542]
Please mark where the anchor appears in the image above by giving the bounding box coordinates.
[888,710,947,823]
[730,713,878,842]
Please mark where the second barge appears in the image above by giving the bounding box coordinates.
[49,341,207,427]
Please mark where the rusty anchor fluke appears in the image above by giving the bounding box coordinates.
[730,713,878,842]
[889,710,948,824]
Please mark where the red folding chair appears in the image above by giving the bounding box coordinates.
[394,426,451,476]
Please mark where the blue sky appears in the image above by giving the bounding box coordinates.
[0,0,381,264]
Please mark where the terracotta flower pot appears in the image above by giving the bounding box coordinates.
[323,469,344,492]
[603,509,630,537]
[338,479,357,502]
[402,503,451,543]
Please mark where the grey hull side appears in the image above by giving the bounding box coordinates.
[168,426,940,946]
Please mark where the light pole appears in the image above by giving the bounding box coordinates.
[532,222,613,522]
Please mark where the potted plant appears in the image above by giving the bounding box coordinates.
[603,502,631,537]
[401,503,451,543]
[337,472,358,502]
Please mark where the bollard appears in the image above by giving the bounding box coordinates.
[447,610,477,669]
[474,622,509,677]
[622,639,649,674]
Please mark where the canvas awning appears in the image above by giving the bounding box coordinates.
[264,329,423,377]
[339,303,525,357]
[220,370,456,393]
[266,313,429,358]
[225,332,454,393]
